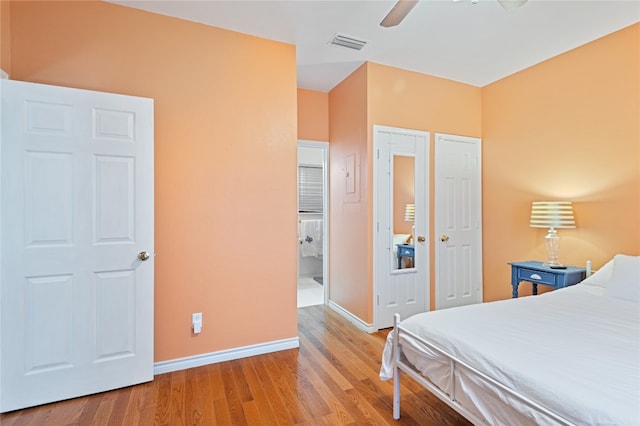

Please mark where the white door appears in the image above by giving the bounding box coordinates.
[0,80,154,412]
[374,126,429,329]
[434,133,482,310]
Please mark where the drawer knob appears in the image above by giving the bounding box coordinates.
[530,273,542,280]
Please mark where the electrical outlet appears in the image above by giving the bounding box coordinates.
[192,312,203,334]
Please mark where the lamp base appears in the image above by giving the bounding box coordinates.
[544,228,561,266]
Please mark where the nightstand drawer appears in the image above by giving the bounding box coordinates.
[509,261,587,298]
[517,268,555,285]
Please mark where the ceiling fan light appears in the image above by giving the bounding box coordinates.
[497,0,528,10]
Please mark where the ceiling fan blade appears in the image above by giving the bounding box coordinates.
[380,0,419,27]
[497,0,528,10]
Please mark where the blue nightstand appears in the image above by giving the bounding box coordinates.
[396,244,414,269]
[509,261,587,298]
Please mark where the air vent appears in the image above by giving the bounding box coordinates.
[329,33,367,51]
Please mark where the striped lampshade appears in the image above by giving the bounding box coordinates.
[530,201,576,229]
[404,203,415,222]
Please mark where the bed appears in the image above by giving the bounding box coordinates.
[380,254,640,425]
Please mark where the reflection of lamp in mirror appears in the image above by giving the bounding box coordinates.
[530,201,576,267]
[404,203,415,243]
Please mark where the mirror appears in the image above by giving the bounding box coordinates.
[392,154,415,270]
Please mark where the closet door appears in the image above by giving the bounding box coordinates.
[374,125,429,329]
[434,133,483,310]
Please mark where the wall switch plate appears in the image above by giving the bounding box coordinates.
[192,312,203,334]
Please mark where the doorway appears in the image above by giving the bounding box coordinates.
[297,141,328,308]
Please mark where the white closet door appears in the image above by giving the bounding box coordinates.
[374,125,429,329]
[434,133,482,310]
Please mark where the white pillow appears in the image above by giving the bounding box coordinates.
[604,254,640,302]
[580,259,614,288]
[392,234,411,245]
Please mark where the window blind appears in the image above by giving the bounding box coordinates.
[298,165,323,213]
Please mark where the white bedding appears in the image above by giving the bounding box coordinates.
[381,284,640,425]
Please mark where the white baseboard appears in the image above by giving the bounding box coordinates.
[328,300,376,333]
[153,337,300,375]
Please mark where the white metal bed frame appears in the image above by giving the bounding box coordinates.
[391,313,576,425]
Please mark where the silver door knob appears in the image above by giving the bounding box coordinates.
[440,235,450,242]
[138,251,150,261]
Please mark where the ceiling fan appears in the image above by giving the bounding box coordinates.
[380,0,528,27]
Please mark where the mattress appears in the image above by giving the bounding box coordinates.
[381,284,640,425]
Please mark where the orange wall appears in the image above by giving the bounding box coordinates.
[482,23,640,301]
[297,88,329,141]
[8,1,298,362]
[328,64,371,321]
[0,0,10,74]
[367,62,482,136]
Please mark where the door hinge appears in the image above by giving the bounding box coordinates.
[377,294,379,305]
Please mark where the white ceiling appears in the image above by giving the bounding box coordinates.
[111,0,640,92]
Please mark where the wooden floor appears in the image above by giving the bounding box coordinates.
[0,305,471,425]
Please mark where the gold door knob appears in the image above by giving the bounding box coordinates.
[417,236,426,243]
[440,235,449,242]
[138,251,151,261]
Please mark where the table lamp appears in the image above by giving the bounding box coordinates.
[530,201,575,267]
[404,203,415,243]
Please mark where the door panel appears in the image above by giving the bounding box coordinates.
[435,133,482,309]
[95,155,135,242]
[25,151,74,245]
[26,274,74,373]
[1,80,154,412]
